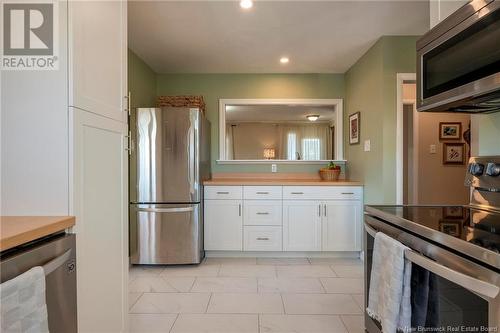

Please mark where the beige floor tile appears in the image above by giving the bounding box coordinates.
[309,258,362,266]
[207,293,284,314]
[351,294,364,311]
[257,258,310,265]
[130,265,165,279]
[341,315,365,333]
[277,265,336,278]
[282,294,362,315]
[260,314,348,333]
[330,266,364,278]
[129,276,195,293]
[171,314,259,333]
[128,313,177,332]
[130,293,211,314]
[129,292,143,310]
[320,278,364,294]
[219,265,276,277]
[258,278,324,293]
[161,264,220,277]
[204,257,257,265]
[191,277,257,293]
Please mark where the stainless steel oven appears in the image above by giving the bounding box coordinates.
[416,0,500,113]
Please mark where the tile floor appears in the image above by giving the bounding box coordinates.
[129,257,365,333]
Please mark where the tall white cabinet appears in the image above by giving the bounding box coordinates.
[1,1,129,332]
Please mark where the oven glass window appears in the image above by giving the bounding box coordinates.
[365,232,490,332]
[423,8,500,99]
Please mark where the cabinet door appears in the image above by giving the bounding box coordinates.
[322,201,362,251]
[69,0,127,122]
[71,108,128,332]
[283,201,322,251]
[204,200,243,251]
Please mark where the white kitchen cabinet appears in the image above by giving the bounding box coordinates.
[71,109,128,332]
[283,200,322,251]
[244,200,282,226]
[244,226,282,251]
[69,0,128,123]
[204,200,243,251]
[322,201,362,251]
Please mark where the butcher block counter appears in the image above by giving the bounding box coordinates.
[203,173,362,186]
[0,216,75,252]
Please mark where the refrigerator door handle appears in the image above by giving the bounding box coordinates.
[137,207,195,213]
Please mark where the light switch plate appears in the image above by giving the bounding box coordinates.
[430,144,437,154]
[364,140,371,152]
[271,164,277,173]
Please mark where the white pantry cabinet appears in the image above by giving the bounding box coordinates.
[204,185,363,253]
[69,0,128,123]
[204,199,243,251]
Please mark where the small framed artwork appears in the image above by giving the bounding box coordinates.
[439,122,462,141]
[442,206,465,219]
[443,143,465,165]
[439,220,462,237]
[349,112,360,145]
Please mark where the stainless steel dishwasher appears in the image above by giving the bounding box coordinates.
[0,232,77,333]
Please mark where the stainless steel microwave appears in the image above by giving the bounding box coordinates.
[417,0,500,113]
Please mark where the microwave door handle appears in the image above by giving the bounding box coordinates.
[404,250,499,300]
[42,249,72,276]
[137,207,195,213]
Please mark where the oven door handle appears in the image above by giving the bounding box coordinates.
[42,249,72,276]
[364,223,500,300]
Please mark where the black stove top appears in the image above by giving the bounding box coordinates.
[367,205,500,254]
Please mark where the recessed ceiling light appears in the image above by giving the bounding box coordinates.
[280,57,289,64]
[307,115,320,121]
[240,0,253,9]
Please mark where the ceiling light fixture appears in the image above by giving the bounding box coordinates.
[280,57,289,64]
[307,115,320,122]
[240,0,253,9]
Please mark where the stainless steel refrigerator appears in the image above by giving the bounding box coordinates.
[130,107,210,264]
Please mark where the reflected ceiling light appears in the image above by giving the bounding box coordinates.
[307,115,320,121]
[240,0,253,9]
[280,57,289,64]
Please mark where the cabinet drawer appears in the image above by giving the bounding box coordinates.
[244,200,282,226]
[244,226,282,251]
[283,186,362,200]
[205,186,243,200]
[243,186,282,200]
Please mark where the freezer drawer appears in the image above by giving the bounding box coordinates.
[130,203,203,264]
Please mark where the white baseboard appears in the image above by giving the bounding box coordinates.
[205,251,361,259]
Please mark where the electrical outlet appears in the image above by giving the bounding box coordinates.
[364,140,371,152]
[271,164,277,173]
[430,144,437,154]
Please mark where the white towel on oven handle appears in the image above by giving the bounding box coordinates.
[367,231,412,333]
[0,266,49,333]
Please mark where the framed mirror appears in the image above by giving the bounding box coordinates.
[218,99,344,163]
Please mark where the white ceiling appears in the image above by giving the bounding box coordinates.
[128,1,429,74]
[225,104,336,122]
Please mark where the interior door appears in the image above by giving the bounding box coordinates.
[283,200,322,251]
[132,204,202,264]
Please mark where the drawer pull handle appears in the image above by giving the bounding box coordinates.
[291,192,304,194]
[256,212,269,215]
[256,192,269,194]
[256,237,270,241]
[217,191,230,194]
[341,192,354,195]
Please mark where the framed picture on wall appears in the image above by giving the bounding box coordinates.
[443,142,465,165]
[349,112,360,145]
[439,220,462,237]
[439,122,462,140]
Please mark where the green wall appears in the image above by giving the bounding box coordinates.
[344,36,419,204]
[478,114,500,156]
[128,49,157,108]
[156,74,345,173]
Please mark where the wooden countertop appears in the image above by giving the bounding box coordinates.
[204,179,363,186]
[0,216,75,252]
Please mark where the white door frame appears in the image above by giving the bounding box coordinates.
[396,73,417,205]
